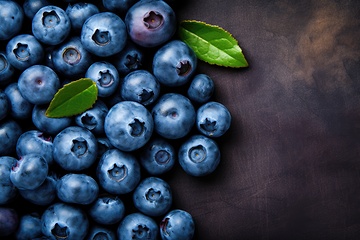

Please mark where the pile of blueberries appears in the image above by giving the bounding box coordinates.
[0,0,232,239]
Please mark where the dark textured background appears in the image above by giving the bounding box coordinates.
[168,0,360,239]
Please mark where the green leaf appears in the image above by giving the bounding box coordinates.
[178,20,248,68]
[46,78,98,118]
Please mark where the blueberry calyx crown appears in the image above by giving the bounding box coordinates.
[42,11,60,28]
[14,43,30,61]
[143,11,164,30]
[62,47,81,65]
[176,60,192,76]
[108,163,127,182]
[51,223,69,239]
[189,145,207,163]
[92,29,111,46]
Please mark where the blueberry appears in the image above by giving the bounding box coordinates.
[139,137,176,175]
[19,174,57,206]
[0,207,19,237]
[196,101,232,137]
[153,40,197,87]
[133,177,173,217]
[0,51,15,85]
[117,212,158,240]
[97,149,141,195]
[0,90,9,121]
[121,70,161,106]
[0,158,17,204]
[178,134,221,176]
[53,126,98,171]
[32,104,73,135]
[81,12,127,57]
[85,61,120,97]
[187,74,215,104]
[151,93,196,139]
[75,100,108,135]
[125,0,176,48]
[105,101,154,151]
[89,195,126,225]
[16,130,54,165]
[32,5,71,45]
[51,36,94,78]
[66,2,99,32]
[0,119,22,155]
[87,225,116,240]
[15,213,42,240]
[23,0,50,19]
[112,40,144,77]
[0,0,24,41]
[41,202,89,240]
[160,209,195,240]
[4,82,33,120]
[10,153,49,190]
[6,34,44,71]
[56,173,99,205]
[18,65,61,105]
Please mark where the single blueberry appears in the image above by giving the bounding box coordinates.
[117,212,158,240]
[75,100,108,135]
[112,40,144,77]
[178,134,221,177]
[89,195,126,225]
[133,177,173,217]
[0,119,22,155]
[66,2,100,32]
[0,51,15,85]
[56,173,99,205]
[0,1,24,41]
[105,101,154,152]
[41,202,89,240]
[23,0,50,19]
[15,213,43,240]
[187,74,215,104]
[0,207,19,237]
[4,82,33,120]
[97,149,141,195]
[0,159,17,204]
[121,70,161,106]
[151,93,196,139]
[160,209,195,240]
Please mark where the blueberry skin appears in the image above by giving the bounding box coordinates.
[0,159,17,204]
[133,177,172,217]
[117,212,158,240]
[52,36,94,78]
[160,209,195,240]
[196,101,232,138]
[0,90,9,121]
[0,119,22,155]
[10,154,49,190]
[32,104,73,135]
[0,207,19,237]
[85,61,120,97]
[121,70,161,106]
[89,196,126,225]
[125,0,176,48]
[19,175,57,206]
[151,93,196,139]
[15,213,42,240]
[6,34,44,71]
[178,134,221,177]
[32,5,71,45]
[112,41,144,77]
[18,65,61,105]
[4,82,33,120]
[105,101,154,152]
[139,137,176,175]
[97,149,141,195]
[66,2,99,32]
[23,0,50,19]
[187,74,215,104]
[0,51,15,85]
[56,173,99,205]
[41,202,89,240]
[0,1,24,41]
[81,12,127,57]
[16,130,54,165]
[75,100,108,135]
[87,225,116,240]
[53,126,98,171]
[153,40,197,87]
[97,137,113,158]
[103,0,138,16]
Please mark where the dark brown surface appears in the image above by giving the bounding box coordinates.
[169,0,360,239]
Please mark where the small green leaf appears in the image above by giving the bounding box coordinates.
[46,78,98,118]
[178,20,248,68]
